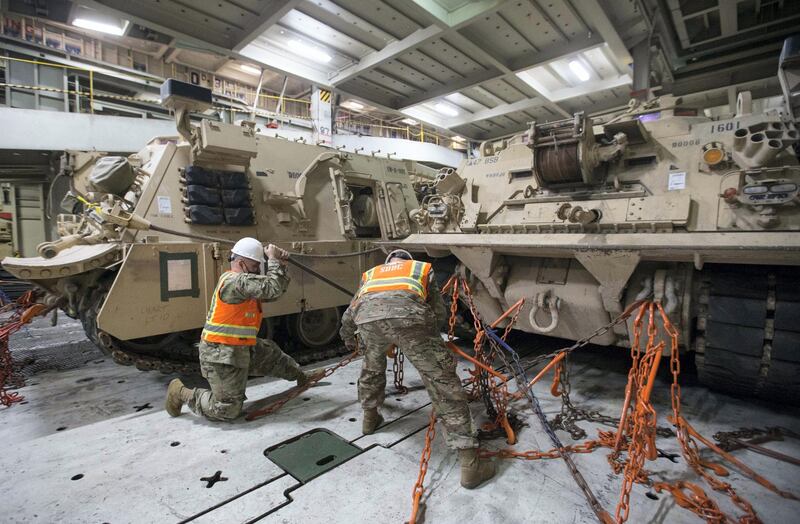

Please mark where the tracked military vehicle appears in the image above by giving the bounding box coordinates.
[1,80,432,372]
[397,39,800,400]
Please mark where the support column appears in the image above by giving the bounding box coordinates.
[311,86,332,146]
[631,39,651,101]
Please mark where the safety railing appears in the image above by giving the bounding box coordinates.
[336,114,461,147]
[0,55,313,120]
[1,55,97,113]
[0,55,463,146]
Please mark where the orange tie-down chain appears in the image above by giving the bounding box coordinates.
[245,275,470,422]
[417,278,798,524]
[478,300,797,524]
[1,291,51,407]
[408,409,436,524]
[244,349,358,421]
[407,277,522,524]
[442,274,521,445]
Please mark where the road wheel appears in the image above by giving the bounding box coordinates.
[288,307,341,348]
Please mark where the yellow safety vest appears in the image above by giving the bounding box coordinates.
[357,260,431,300]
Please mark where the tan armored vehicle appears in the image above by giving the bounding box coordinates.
[2,81,430,372]
[398,41,800,400]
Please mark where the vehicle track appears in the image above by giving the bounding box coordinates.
[696,264,800,401]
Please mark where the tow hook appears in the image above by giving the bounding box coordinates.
[529,290,561,333]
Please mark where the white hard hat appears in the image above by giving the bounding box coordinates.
[231,237,265,263]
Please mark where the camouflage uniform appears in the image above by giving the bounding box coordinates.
[340,273,478,450]
[189,260,303,421]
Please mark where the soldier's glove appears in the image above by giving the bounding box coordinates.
[265,243,289,262]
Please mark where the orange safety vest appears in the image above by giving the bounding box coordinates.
[201,272,262,346]
[357,260,431,300]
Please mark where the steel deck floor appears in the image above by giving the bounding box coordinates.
[2,317,799,523]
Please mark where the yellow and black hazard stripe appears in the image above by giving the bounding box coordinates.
[319,89,331,103]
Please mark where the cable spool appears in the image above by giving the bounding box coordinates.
[529,113,624,187]
[534,142,583,185]
[531,113,597,186]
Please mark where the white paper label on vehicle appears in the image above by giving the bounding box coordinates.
[157,196,172,216]
[668,171,686,191]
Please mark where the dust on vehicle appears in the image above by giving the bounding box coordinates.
[396,38,800,400]
[1,80,433,372]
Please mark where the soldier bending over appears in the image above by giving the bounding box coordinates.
[340,249,496,489]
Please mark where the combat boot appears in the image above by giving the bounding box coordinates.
[362,408,384,435]
[296,369,324,388]
[165,378,193,417]
[459,448,496,489]
[295,370,310,388]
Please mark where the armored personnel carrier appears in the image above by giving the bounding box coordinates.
[1,80,432,372]
[397,39,800,400]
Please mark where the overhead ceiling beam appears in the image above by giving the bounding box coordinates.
[398,67,501,108]
[677,76,780,109]
[88,0,243,48]
[718,0,738,38]
[411,0,509,28]
[437,32,570,118]
[239,41,330,86]
[231,0,303,52]
[546,74,632,101]
[364,67,429,94]
[163,47,182,63]
[576,0,633,70]
[393,57,448,89]
[153,38,176,60]
[397,34,604,110]
[50,0,482,143]
[275,21,364,62]
[300,0,395,45]
[446,97,548,127]
[328,25,442,85]
[665,0,691,48]
[357,75,415,99]
[82,0,244,59]
[471,85,506,106]
[674,42,782,76]
[668,55,779,96]
[506,34,604,72]
[330,0,512,86]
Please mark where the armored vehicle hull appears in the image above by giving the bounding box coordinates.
[2,84,431,372]
[396,47,800,400]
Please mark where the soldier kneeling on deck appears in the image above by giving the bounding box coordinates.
[340,249,496,489]
[165,237,311,421]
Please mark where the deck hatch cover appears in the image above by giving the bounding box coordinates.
[264,428,361,482]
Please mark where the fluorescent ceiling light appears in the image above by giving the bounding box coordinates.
[72,18,129,36]
[288,39,332,64]
[401,118,418,125]
[568,60,590,82]
[451,135,465,142]
[239,64,261,76]
[434,102,459,117]
[342,100,364,110]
